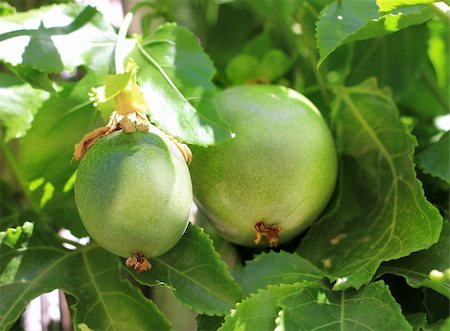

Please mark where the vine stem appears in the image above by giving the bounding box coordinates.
[115,12,134,74]
[431,2,450,23]
[295,6,330,105]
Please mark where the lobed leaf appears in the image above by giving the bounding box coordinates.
[279,281,412,331]
[298,78,443,290]
[0,3,116,73]
[233,251,323,297]
[129,224,242,315]
[378,220,450,297]
[219,283,304,331]
[0,222,170,330]
[68,247,171,331]
[130,23,231,146]
[220,280,410,331]
[316,0,435,65]
[0,222,69,329]
[416,131,450,184]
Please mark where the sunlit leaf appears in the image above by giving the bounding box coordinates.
[0,74,50,141]
[316,0,435,65]
[130,23,231,146]
[6,64,57,94]
[377,0,437,12]
[0,4,116,72]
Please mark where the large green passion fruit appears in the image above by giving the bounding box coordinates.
[75,130,192,261]
[190,85,337,247]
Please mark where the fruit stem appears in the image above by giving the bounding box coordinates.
[115,12,133,74]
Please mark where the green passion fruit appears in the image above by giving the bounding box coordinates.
[190,85,337,247]
[75,130,192,263]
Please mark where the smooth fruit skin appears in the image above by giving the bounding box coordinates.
[75,130,192,258]
[190,85,337,246]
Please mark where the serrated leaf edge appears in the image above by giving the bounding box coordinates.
[131,224,242,316]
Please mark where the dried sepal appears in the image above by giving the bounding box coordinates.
[73,110,152,160]
[125,251,151,273]
[254,221,281,247]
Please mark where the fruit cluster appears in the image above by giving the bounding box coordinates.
[74,85,337,271]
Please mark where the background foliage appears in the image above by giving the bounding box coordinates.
[0,0,449,330]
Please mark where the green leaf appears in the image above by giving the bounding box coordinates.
[377,0,437,12]
[399,65,449,118]
[428,19,449,90]
[0,180,20,229]
[0,4,116,73]
[378,220,450,297]
[347,24,429,99]
[130,23,231,146]
[243,0,299,19]
[0,222,171,330]
[0,73,50,141]
[417,131,450,183]
[316,0,435,65]
[19,81,103,236]
[69,247,171,331]
[438,318,450,331]
[6,64,57,94]
[0,2,15,16]
[197,314,224,331]
[16,15,115,235]
[22,22,64,72]
[279,281,412,331]
[219,283,304,331]
[233,251,323,297]
[298,79,443,290]
[129,224,242,315]
[406,313,428,331]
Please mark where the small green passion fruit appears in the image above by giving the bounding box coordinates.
[75,130,192,268]
[190,85,337,247]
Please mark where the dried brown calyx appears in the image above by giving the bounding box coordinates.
[125,251,151,273]
[254,221,281,247]
[73,91,192,164]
